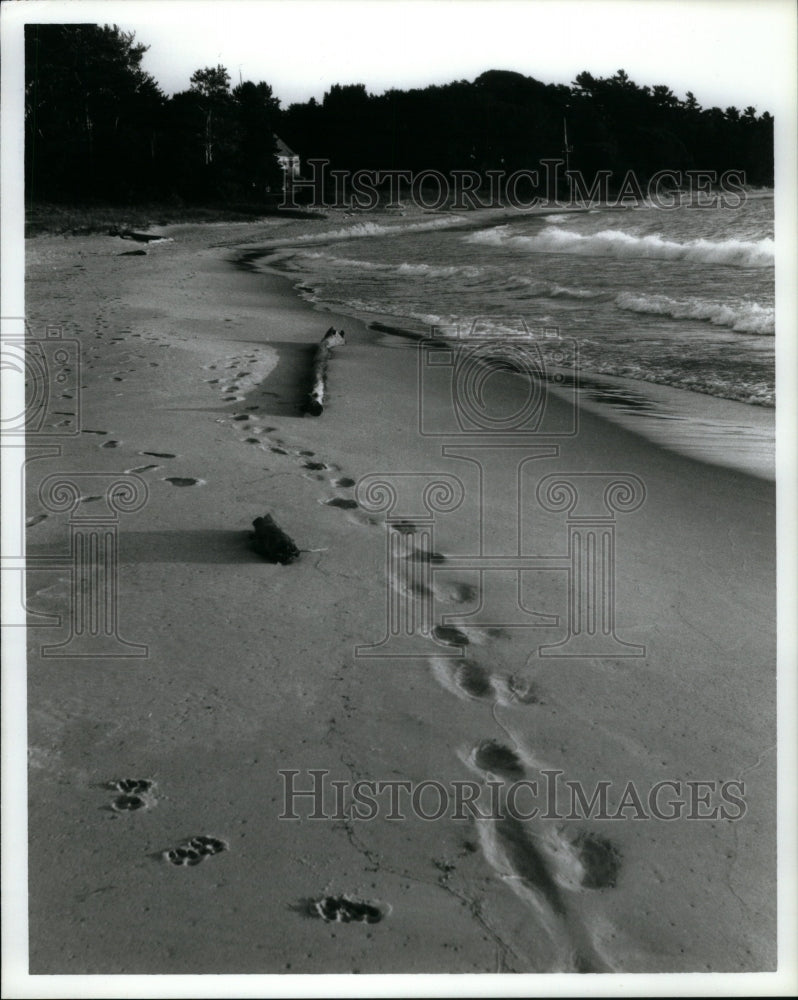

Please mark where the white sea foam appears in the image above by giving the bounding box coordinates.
[542,213,575,223]
[296,252,482,279]
[615,291,775,334]
[294,216,465,243]
[466,224,775,268]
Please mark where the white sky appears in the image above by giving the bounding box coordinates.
[10,0,796,113]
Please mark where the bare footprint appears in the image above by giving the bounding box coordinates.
[390,520,420,535]
[437,580,478,604]
[430,657,496,701]
[471,739,525,778]
[406,549,446,565]
[433,624,469,647]
[323,497,358,510]
[455,660,495,699]
[572,833,622,889]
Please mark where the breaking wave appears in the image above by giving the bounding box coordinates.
[466,225,774,268]
[615,292,775,334]
[294,216,465,243]
[296,252,482,278]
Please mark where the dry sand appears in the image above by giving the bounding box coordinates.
[20,216,776,975]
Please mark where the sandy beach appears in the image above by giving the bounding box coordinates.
[20,215,776,975]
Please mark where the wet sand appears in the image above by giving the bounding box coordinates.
[20,216,776,974]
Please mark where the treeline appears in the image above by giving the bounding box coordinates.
[25,24,283,204]
[280,70,773,188]
[25,23,774,209]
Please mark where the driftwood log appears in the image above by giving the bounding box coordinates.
[307,327,345,416]
[109,227,166,243]
[252,514,300,564]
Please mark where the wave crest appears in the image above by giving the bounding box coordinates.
[616,291,774,334]
[466,224,774,268]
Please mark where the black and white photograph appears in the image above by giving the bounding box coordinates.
[1,0,796,995]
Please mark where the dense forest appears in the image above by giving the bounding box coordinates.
[25,23,774,210]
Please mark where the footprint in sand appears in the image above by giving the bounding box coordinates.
[471,739,525,778]
[432,654,542,705]
[26,514,48,528]
[484,813,622,899]
[163,835,228,867]
[433,624,470,647]
[504,675,542,705]
[322,497,358,510]
[334,477,356,489]
[304,461,327,471]
[140,451,176,458]
[304,895,389,924]
[126,464,160,474]
[572,833,622,889]
[106,778,157,812]
[430,657,495,701]
[431,577,479,606]
[480,814,566,917]
[163,477,204,487]
[404,548,446,564]
[390,520,420,535]
[101,440,120,448]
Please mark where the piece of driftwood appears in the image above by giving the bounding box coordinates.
[252,514,300,564]
[307,327,345,416]
[108,227,165,243]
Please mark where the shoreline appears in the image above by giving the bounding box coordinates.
[239,233,776,481]
[21,219,776,974]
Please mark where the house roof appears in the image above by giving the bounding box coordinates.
[274,136,297,158]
